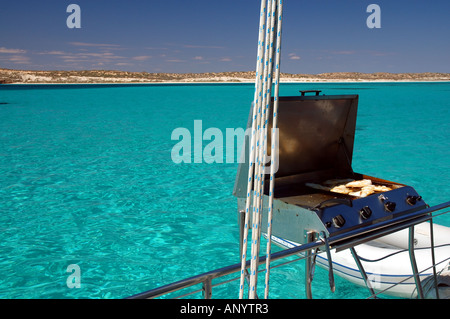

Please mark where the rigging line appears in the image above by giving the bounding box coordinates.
[239,0,268,300]
[264,0,283,300]
[249,0,276,299]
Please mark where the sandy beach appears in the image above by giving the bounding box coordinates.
[1,68,449,84]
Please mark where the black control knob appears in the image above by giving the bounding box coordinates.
[384,201,396,213]
[406,195,422,206]
[360,206,372,220]
[332,215,346,228]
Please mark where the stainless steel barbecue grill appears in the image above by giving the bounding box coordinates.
[233,91,430,247]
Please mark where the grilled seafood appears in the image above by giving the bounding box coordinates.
[330,185,352,194]
[350,185,376,197]
[373,185,392,192]
[305,179,393,198]
[345,179,372,188]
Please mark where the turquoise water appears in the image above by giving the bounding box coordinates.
[0,82,449,299]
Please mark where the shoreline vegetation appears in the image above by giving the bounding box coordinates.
[1,68,449,84]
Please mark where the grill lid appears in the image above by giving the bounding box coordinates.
[234,92,359,197]
[268,93,359,178]
[233,92,358,197]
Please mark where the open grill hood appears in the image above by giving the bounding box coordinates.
[268,94,358,179]
[234,93,359,196]
[233,92,429,246]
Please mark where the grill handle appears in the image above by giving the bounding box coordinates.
[299,90,322,96]
[312,198,353,211]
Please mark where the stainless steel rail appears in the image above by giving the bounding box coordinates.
[127,238,324,299]
[127,202,450,299]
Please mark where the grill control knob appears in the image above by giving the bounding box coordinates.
[384,201,396,213]
[406,195,422,206]
[332,215,346,228]
[360,206,372,220]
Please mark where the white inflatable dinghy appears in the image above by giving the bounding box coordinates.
[269,222,450,298]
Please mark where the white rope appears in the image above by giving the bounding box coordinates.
[238,0,267,300]
[264,0,283,300]
[240,0,283,300]
[249,0,277,299]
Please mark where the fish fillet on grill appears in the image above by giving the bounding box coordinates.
[350,185,375,197]
[330,185,352,194]
[373,185,392,192]
[346,179,373,188]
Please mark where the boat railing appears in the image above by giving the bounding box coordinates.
[127,201,450,299]
[127,236,323,299]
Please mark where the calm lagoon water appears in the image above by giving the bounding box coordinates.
[0,82,448,299]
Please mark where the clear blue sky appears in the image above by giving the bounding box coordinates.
[0,0,449,74]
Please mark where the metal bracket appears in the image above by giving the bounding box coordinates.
[305,231,319,299]
[321,231,336,293]
[350,247,377,298]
